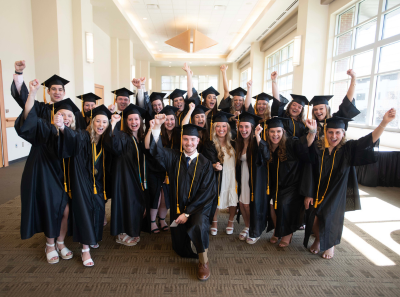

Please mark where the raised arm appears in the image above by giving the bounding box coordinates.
[183,63,193,98]
[255,124,263,146]
[372,108,396,143]
[24,79,40,120]
[271,71,279,100]
[144,119,155,149]
[244,80,252,110]
[346,69,356,102]
[182,102,195,126]
[110,113,121,132]
[220,65,230,99]
[305,119,317,147]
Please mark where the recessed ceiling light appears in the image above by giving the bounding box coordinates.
[147,4,159,10]
[159,50,162,51]
[143,18,147,20]
[214,5,226,10]
[246,2,252,5]
[169,62,171,63]
[169,66,171,67]
[189,62,192,64]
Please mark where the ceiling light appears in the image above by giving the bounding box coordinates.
[169,62,171,63]
[214,5,226,10]
[147,4,159,10]
[143,18,147,20]
[169,66,171,67]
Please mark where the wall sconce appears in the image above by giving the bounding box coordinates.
[293,35,301,66]
[149,78,152,90]
[229,80,232,90]
[86,32,94,63]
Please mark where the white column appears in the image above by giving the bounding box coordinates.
[250,42,264,95]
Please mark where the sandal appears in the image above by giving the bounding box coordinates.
[270,235,279,244]
[116,234,140,246]
[45,243,59,264]
[226,220,234,235]
[159,218,169,231]
[210,221,218,236]
[278,234,293,248]
[246,237,260,244]
[90,243,100,249]
[239,227,249,241]
[56,241,73,260]
[151,220,160,234]
[81,248,94,267]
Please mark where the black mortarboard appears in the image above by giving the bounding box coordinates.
[85,104,112,120]
[237,111,263,126]
[229,87,247,97]
[112,87,134,98]
[42,74,69,88]
[185,88,198,100]
[184,97,197,106]
[120,103,146,130]
[253,92,274,102]
[192,105,210,117]
[169,89,186,100]
[212,111,235,123]
[266,117,289,129]
[52,98,80,114]
[77,92,101,103]
[182,124,205,138]
[309,95,334,106]
[280,94,289,104]
[290,94,309,107]
[325,117,352,131]
[200,86,220,98]
[160,105,179,116]
[150,92,167,102]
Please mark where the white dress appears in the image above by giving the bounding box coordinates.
[239,153,250,205]
[218,147,238,209]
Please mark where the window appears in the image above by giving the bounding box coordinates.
[160,75,218,104]
[240,68,251,89]
[331,0,400,130]
[264,42,294,100]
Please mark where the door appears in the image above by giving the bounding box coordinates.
[94,84,104,105]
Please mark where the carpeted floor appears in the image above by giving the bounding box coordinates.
[0,187,400,296]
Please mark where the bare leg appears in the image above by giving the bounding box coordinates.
[82,244,93,265]
[239,202,250,228]
[45,237,57,261]
[158,189,168,230]
[56,204,72,256]
[269,205,278,243]
[212,208,219,230]
[104,208,107,226]
[310,216,320,254]
[227,206,236,228]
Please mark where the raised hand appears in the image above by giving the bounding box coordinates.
[15,60,26,72]
[247,80,252,90]
[139,77,146,85]
[154,114,166,127]
[111,114,121,124]
[131,78,141,88]
[213,162,223,171]
[189,102,195,111]
[305,119,317,132]
[54,112,64,128]
[347,69,356,79]
[271,71,278,81]
[382,108,396,125]
[108,104,116,113]
[29,79,40,93]
[220,65,228,73]
[182,62,190,73]
[255,124,263,136]
[149,119,155,130]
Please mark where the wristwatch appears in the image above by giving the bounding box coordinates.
[184,213,190,218]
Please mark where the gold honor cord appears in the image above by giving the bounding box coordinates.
[274,158,280,210]
[81,95,85,117]
[255,95,259,115]
[267,161,270,195]
[62,159,68,193]
[68,159,72,198]
[51,104,55,124]
[209,112,213,141]
[315,149,337,208]
[102,140,107,200]
[92,142,103,195]
[251,154,254,202]
[43,83,47,104]
[263,122,267,141]
[291,117,295,136]
[217,171,221,206]
[176,153,199,214]
[132,136,144,191]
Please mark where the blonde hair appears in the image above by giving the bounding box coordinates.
[312,105,332,120]
[87,115,110,144]
[256,101,271,121]
[317,129,346,151]
[211,123,235,163]
[285,101,306,122]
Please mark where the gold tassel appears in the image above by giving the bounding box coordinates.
[165,172,169,184]
[180,128,183,152]
[43,83,47,104]
[291,117,295,136]
[103,141,107,200]
[51,104,55,124]
[63,159,68,193]
[90,109,93,120]
[200,92,203,105]
[255,95,258,115]
[267,161,270,195]
[177,204,181,214]
[324,119,329,148]
[264,122,267,141]
[210,114,213,141]
[81,95,85,117]
[251,154,254,202]
[113,91,116,105]
[121,112,124,130]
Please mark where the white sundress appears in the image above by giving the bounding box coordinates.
[218,147,238,209]
[239,153,250,205]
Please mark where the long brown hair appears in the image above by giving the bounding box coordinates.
[229,96,245,115]
[266,128,287,163]
[285,101,306,122]
[122,115,145,141]
[202,94,218,115]
[161,114,178,147]
[211,123,235,163]
[235,124,255,168]
[317,130,346,151]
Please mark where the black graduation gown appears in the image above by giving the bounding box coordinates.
[15,105,69,239]
[262,136,311,238]
[61,128,108,245]
[303,133,379,251]
[235,138,270,238]
[103,126,147,237]
[150,135,217,258]
[271,98,306,137]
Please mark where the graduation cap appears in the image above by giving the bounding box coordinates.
[160,105,179,116]
[185,88,198,100]
[182,123,205,137]
[191,105,209,117]
[212,111,234,123]
[112,87,134,105]
[309,95,334,106]
[253,92,274,102]
[85,104,112,120]
[169,89,186,100]
[42,75,70,104]
[290,94,309,107]
[229,87,247,97]
[77,92,102,117]
[49,98,79,124]
[237,111,262,126]
[120,103,146,130]
[150,92,167,102]
[265,117,289,129]
[326,116,352,131]
[200,86,220,104]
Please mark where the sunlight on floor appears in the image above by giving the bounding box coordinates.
[345,197,400,223]
[342,226,396,266]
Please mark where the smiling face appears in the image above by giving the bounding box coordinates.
[116,96,130,111]
[173,97,185,112]
[47,85,65,102]
[327,128,345,147]
[239,122,252,140]
[215,122,228,138]
[288,101,303,118]
[93,114,109,136]
[127,114,141,132]
[256,100,268,115]
[164,115,176,131]
[268,127,284,145]
[313,104,327,122]
[205,94,217,110]
[193,114,206,127]
[58,109,74,127]
[233,96,244,111]
[152,99,163,114]
[83,102,96,113]
[182,135,200,155]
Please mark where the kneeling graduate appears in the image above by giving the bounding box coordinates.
[149,114,217,281]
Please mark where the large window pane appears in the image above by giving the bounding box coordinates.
[287,58,293,73]
[352,77,370,124]
[385,0,400,10]
[355,20,376,48]
[374,72,400,128]
[338,7,355,34]
[357,0,379,24]
[336,31,353,55]
[278,76,287,90]
[334,57,351,81]
[353,50,373,76]
[280,47,288,62]
[288,43,294,58]
[378,41,400,72]
[286,75,293,90]
[331,81,349,113]
[382,8,400,39]
[280,60,288,75]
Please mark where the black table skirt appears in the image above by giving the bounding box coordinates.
[356,151,400,187]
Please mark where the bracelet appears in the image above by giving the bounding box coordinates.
[15,71,23,75]
[309,129,317,134]
[379,124,386,129]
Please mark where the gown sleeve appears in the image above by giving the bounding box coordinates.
[61,128,89,158]
[103,125,124,156]
[256,138,270,165]
[11,80,29,109]
[332,96,360,119]
[290,136,314,163]
[202,141,219,164]
[271,97,287,117]
[218,96,231,111]
[346,132,379,166]
[149,133,178,170]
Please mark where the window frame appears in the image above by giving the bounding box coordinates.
[331,0,400,132]
[160,74,219,96]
